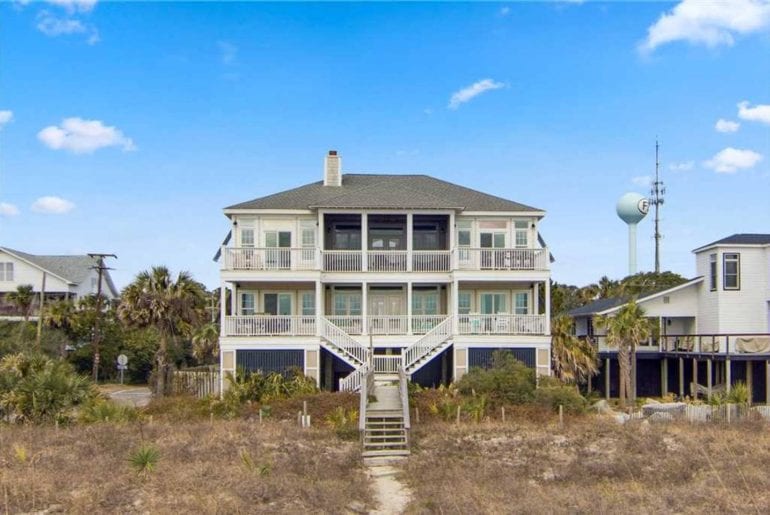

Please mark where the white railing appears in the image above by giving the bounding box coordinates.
[222,247,318,271]
[411,315,447,334]
[373,355,403,373]
[457,314,547,335]
[322,250,362,272]
[367,250,408,272]
[398,366,411,432]
[412,250,451,272]
[404,316,454,370]
[223,315,316,336]
[455,248,549,271]
[319,317,369,365]
[368,315,409,335]
[340,362,370,393]
[327,315,364,335]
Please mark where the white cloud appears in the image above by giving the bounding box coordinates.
[640,0,770,53]
[31,196,75,214]
[36,8,99,44]
[715,118,740,133]
[46,0,97,13]
[38,117,135,154]
[0,110,13,129]
[738,100,770,125]
[0,202,20,217]
[631,175,652,187]
[704,147,762,173]
[217,41,238,65]
[669,161,695,172]
[448,79,505,110]
[500,7,511,16]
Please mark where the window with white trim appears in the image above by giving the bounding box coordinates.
[240,228,255,247]
[723,253,740,290]
[333,292,362,316]
[458,292,472,315]
[301,292,315,316]
[514,292,529,315]
[0,263,13,282]
[514,220,529,248]
[413,290,439,315]
[240,293,255,315]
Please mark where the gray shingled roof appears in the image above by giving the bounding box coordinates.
[569,297,630,317]
[1,247,118,296]
[695,233,770,251]
[226,174,542,212]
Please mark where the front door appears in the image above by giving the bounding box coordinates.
[369,292,405,333]
[480,293,506,332]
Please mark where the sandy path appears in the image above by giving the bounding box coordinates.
[368,465,412,515]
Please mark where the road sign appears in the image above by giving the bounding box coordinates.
[117,354,128,366]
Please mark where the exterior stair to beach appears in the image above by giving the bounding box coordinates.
[361,373,411,462]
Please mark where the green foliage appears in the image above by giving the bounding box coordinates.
[711,381,750,406]
[551,314,598,384]
[238,448,272,476]
[534,376,588,414]
[456,351,536,405]
[325,406,360,440]
[7,285,35,320]
[224,368,319,407]
[0,353,96,423]
[78,398,138,424]
[463,394,489,423]
[129,444,160,476]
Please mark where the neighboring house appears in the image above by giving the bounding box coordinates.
[0,246,118,317]
[216,150,553,392]
[571,234,770,402]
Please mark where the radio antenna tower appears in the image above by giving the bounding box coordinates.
[650,139,665,273]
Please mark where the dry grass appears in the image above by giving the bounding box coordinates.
[404,416,770,514]
[0,418,372,514]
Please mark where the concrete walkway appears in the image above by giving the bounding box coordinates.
[107,387,152,408]
[368,465,412,515]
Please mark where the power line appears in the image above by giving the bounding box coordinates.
[88,252,117,383]
[650,140,665,273]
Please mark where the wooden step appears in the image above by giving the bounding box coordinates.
[362,449,411,458]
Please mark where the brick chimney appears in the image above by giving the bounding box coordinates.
[324,150,341,187]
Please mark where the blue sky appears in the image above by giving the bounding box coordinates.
[1,1,769,290]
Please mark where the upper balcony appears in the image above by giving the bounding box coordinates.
[220,246,549,273]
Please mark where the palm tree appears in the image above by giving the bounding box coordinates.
[7,284,35,321]
[550,314,598,385]
[118,266,206,396]
[192,322,219,364]
[45,298,77,357]
[7,284,35,344]
[596,299,652,406]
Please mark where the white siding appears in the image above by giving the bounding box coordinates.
[0,251,72,294]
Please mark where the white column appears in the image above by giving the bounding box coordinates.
[544,280,551,335]
[362,281,368,335]
[407,281,413,335]
[361,212,368,272]
[533,283,540,315]
[448,212,456,270]
[317,211,324,270]
[315,280,323,336]
[220,281,227,335]
[406,213,413,272]
[451,278,459,334]
[230,283,237,315]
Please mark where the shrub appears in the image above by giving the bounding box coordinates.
[726,381,749,405]
[79,398,139,424]
[456,351,536,405]
[325,406,360,440]
[129,443,160,476]
[534,376,588,414]
[224,368,318,406]
[0,353,96,423]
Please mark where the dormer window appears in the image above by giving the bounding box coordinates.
[723,253,740,290]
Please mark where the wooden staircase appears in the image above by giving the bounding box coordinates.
[361,370,411,461]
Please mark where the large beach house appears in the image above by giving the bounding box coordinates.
[217,151,552,392]
[572,234,770,403]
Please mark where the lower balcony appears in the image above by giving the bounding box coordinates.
[222,314,548,337]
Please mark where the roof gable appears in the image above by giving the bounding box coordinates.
[694,233,770,252]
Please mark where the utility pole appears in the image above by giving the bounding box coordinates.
[650,139,665,273]
[89,253,117,383]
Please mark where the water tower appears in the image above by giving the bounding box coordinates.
[616,193,649,275]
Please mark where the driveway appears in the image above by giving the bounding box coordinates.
[107,386,153,408]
